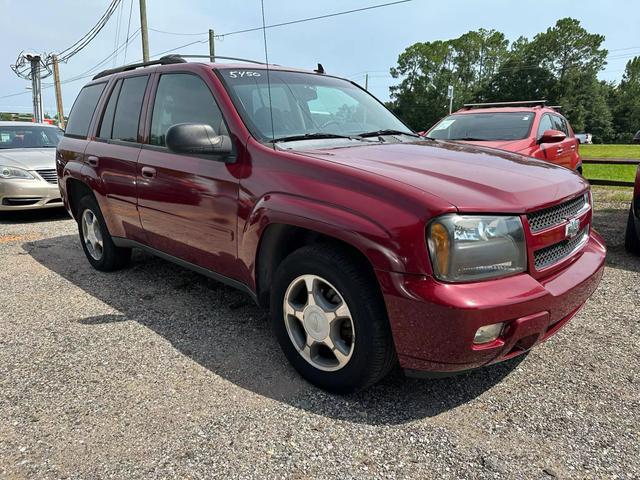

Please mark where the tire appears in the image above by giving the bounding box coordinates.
[77,195,131,271]
[270,244,396,393]
[625,206,640,255]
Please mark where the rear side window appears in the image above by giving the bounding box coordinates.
[98,81,122,139]
[552,115,569,135]
[111,75,148,142]
[65,83,106,138]
[149,73,227,147]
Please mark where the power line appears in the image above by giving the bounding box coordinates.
[57,0,123,62]
[149,0,413,39]
[123,0,135,63]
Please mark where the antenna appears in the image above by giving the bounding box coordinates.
[260,0,276,145]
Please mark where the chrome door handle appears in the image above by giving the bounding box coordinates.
[141,166,156,178]
[87,155,99,167]
[557,148,563,154]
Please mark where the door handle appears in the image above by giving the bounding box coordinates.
[141,166,157,178]
[570,145,576,150]
[557,148,563,154]
[87,155,99,167]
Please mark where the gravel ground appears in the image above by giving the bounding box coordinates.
[0,188,638,479]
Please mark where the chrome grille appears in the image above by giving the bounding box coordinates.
[534,227,589,270]
[36,169,58,184]
[527,194,587,232]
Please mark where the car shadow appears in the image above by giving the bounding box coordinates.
[0,207,70,225]
[592,207,640,274]
[25,234,525,426]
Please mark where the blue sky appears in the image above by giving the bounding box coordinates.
[1,0,638,115]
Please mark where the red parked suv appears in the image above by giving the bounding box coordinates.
[426,101,582,173]
[57,56,605,393]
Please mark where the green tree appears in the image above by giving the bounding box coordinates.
[613,56,640,140]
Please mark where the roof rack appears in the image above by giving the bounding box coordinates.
[93,55,186,80]
[92,54,270,80]
[175,54,268,65]
[462,100,549,110]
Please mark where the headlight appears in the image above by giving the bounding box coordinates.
[0,166,35,180]
[427,214,526,282]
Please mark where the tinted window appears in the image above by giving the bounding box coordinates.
[150,73,227,147]
[98,81,122,139]
[65,83,106,137]
[0,125,63,149]
[427,112,534,141]
[112,76,148,142]
[552,115,569,135]
[537,114,554,137]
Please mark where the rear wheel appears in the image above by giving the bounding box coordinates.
[625,206,640,254]
[270,245,396,393]
[77,195,131,271]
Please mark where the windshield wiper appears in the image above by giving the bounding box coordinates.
[451,137,487,141]
[357,129,420,138]
[272,132,358,143]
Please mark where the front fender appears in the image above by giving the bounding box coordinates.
[238,193,409,290]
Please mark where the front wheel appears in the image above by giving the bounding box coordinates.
[270,245,396,393]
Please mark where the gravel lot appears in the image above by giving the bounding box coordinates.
[1,188,638,479]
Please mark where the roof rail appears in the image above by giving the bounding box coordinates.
[462,100,548,110]
[93,55,186,80]
[174,54,268,65]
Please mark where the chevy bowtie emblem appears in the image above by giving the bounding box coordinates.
[565,217,580,239]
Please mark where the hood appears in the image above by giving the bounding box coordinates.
[295,140,588,213]
[0,148,56,171]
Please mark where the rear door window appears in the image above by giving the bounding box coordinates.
[552,115,569,135]
[65,83,106,138]
[111,75,149,143]
[149,73,227,147]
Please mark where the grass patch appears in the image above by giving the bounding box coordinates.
[591,186,633,204]
[580,144,640,159]
[582,163,637,182]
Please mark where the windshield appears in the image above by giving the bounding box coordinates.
[427,112,534,141]
[218,68,413,143]
[0,125,63,149]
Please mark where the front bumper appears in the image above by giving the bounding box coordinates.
[377,230,606,373]
[0,178,62,211]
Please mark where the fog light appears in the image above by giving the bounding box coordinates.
[474,323,505,344]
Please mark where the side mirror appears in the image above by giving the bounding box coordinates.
[539,129,566,144]
[166,123,233,160]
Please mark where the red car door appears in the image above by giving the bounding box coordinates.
[136,71,240,279]
[550,114,577,170]
[83,75,150,243]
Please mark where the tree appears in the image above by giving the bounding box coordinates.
[613,56,640,140]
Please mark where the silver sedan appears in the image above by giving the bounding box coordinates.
[0,121,64,211]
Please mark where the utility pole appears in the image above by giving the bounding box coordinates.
[26,54,43,123]
[447,84,454,115]
[52,55,65,129]
[365,73,369,90]
[208,29,215,61]
[139,0,149,62]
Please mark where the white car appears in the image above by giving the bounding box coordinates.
[575,133,592,144]
[0,121,64,211]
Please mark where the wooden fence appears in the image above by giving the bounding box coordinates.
[583,158,639,187]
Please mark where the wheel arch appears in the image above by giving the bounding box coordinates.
[244,194,400,309]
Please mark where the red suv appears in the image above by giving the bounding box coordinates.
[57,56,605,392]
[426,101,582,173]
